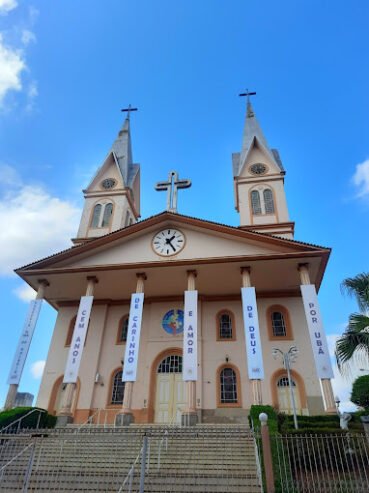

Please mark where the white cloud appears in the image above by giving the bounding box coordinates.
[30,360,45,379]
[352,159,369,198]
[0,34,26,106]
[0,163,21,186]
[13,283,36,302]
[0,0,17,15]
[25,80,37,112]
[0,169,81,276]
[21,29,36,46]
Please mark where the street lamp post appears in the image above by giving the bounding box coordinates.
[273,346,299,430]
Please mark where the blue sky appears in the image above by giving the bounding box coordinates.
[0,0,368,411]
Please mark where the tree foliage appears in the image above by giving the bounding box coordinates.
[351,375,369,409]
[335,273,369,374]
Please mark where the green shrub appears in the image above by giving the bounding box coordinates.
[351,375,369,409]
[249,405,278,433]
[0,407,56,431]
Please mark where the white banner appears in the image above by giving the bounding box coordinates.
[7,299,43,385]
[122,293,144,382]
[241,287,265,379]
[183,290,198,381]
[300,284,334,379]
[63,296,94,384]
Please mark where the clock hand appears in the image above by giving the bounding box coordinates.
[167,240,176,252]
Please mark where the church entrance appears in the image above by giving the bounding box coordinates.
[154,354,186,424]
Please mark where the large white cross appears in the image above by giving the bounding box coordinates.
[155,170,191,213]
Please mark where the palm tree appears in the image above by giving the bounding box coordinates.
[335,273,369,374]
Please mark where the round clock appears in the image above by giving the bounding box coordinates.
[152,229,185,256]
[101,178,117,189]
[249,163,267,175]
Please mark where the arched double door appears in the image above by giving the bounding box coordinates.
[154,354,186,424]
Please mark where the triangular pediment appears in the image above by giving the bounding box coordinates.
[17,213,328,273]
[238,137,281,178]
[86,152,124,192]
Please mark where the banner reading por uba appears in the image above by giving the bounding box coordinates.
[122,293,144,382]
[63,296,94,384]
[300,284,334,379]
[7,299,43,385]
[183,290,198,381]
[241,287,265,380]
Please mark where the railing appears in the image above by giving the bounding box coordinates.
[117,435,149,493]
[270,432,369,493]
[74,408,107,433]
[0,441,35,490]
[0,409,46,435]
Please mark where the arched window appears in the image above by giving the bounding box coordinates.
[263,189,275,214]
[271,311,286,337]
[111,369,125,405]
[220,367,238,404]
[277,376,301,413]
[158,355,182,373]
[267,305,293,340]
[251,191,262,215]
[91,204,102,228]
[65,315,77,347]
[116,315,129,344]
[217,311,235,340]
[101,203,113,227]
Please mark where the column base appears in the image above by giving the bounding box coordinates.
[325,407,338,415]
[56,415,74,427]
[181,412,198,427]
[115,413,134,426]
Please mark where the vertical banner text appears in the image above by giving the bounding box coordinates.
[241,287,265,379]
[183,290,198,381]
[300,284,334,379]
[122,293,144,382]
[7,299,43,385]
[63,296,94,383]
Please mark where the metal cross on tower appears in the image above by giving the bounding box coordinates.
[239,89,256,103]
[121,104,138,120]
[155,171,192,213]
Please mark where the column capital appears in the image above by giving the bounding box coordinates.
[186,270,197,278]
[240,266,251,275]
[37,278,50,287]
[297,263,309,272]
[86,276,99,284]
[136,272,147,281]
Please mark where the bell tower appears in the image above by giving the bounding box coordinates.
[74,114,140,244]
[232,97,294,239]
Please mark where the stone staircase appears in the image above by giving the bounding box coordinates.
[0,425,262,492]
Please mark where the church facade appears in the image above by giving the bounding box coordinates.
[11,100,335,424]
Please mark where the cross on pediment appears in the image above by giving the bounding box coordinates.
[155,171,191,213]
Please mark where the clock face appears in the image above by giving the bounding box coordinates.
[101,178,116,189]
[152,229,185,256]
[249,163,267,175]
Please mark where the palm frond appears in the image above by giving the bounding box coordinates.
[341,273,369,312]
[335,313,369,375]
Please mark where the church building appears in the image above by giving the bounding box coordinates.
[9,99,335,425]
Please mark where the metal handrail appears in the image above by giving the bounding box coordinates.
[0,409,46,434]
[0,442,34,479]
[74,408,109,433]
[117,445,143,493]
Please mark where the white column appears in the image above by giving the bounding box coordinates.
[121,273,146,419]
[4,279,49,410]
[298,263,336,413]
[58,276,98,419]
[241,267,263,405]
